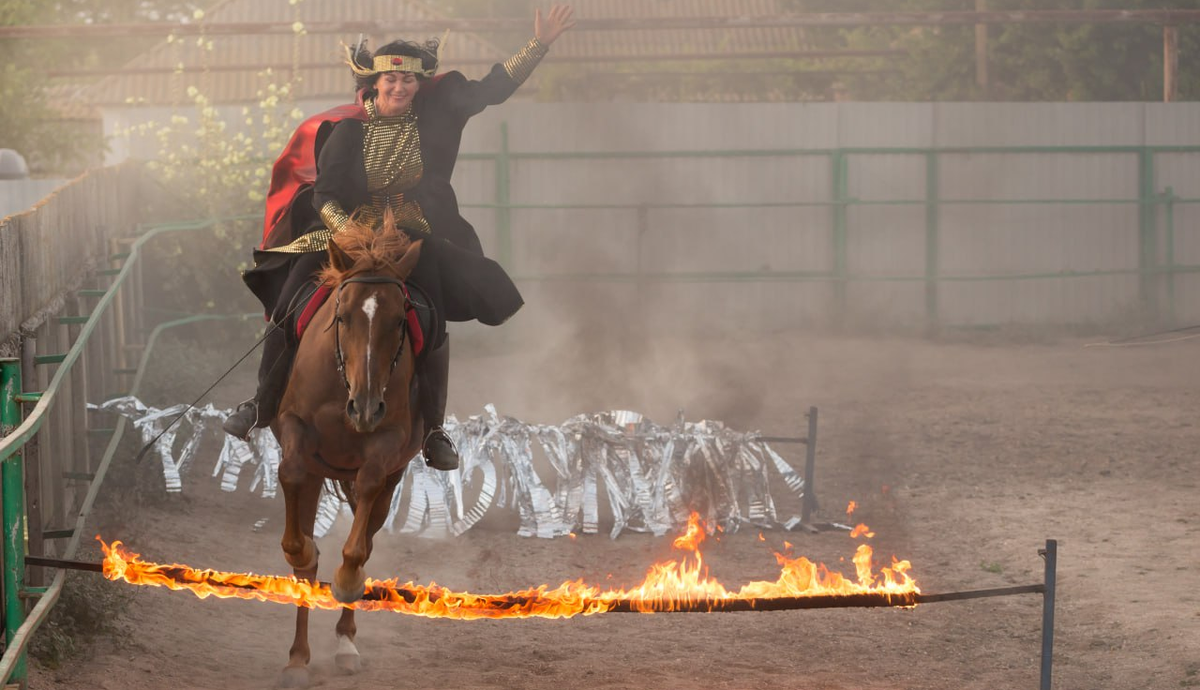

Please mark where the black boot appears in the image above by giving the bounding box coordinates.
[223,326,296,440]
[418,338,459,471]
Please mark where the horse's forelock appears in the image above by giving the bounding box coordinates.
[317,217,413,287]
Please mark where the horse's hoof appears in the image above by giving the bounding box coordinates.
[335,652,362,674]
[331,582,365,604]
[335,634,362,674]
[280,665,310,689]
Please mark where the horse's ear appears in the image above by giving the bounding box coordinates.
[396,239,423,279]
[328,238,352,274]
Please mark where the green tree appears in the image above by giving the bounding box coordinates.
[781,0,1200,101]
[0,0,204,173]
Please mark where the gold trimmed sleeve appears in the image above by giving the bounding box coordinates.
[319,200,352,234]
[502,37,549,85]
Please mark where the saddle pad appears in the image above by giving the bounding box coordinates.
[296,283,424,356]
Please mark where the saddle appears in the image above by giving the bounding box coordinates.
[292,280,435,357]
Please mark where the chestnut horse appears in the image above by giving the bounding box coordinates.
[271,220,425,687]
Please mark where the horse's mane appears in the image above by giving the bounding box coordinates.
[317,214,413,287]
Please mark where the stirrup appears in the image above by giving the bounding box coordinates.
[423,427,459,471]
[222,399,261,441]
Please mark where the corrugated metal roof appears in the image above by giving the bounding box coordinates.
[553,0,809,59]
[43,84,101,120]
[80,0,817,106]
[85,0,506,106]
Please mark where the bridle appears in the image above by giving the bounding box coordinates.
[329,275,411,393]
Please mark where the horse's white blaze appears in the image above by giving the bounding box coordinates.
[336,634,359,657]
[362,293,378,391]
[361,294,379,321]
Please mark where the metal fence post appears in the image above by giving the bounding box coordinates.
[495,121,513,270]
[17,340,42,590]
[0,358,28,683]
[1162,186,1177,324]
[801,406,818,525]
[1137,149,1159,320]
[831,152,848,323]
[1039,538,1058,690]
[635,204,649,325]
[925,151,941,332]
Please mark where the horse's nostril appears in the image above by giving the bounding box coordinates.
[346,399,357,417]
[374,401,387,420]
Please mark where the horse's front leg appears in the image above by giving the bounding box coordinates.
[277,416,322,688]
[331,460,389,604]
[332,471,402,674]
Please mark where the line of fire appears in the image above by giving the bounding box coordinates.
[97,511,931,620]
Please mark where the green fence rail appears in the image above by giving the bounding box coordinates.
[0,216,257,686]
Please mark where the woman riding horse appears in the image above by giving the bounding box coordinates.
[228,4,577,472]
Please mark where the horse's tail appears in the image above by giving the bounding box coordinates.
[333,479,358,512]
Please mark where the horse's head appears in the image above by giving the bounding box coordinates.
[321,222,423,433]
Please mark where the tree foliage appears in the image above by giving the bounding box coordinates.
[0,0,204,173]
[781,0,1200,101]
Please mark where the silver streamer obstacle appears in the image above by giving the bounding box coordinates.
[92,399,813,540]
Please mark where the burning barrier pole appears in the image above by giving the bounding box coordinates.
[89,564,1051,613]
[27,554,1053,613]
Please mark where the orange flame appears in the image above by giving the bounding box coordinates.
[672,512,707,551]
[99,510,918,618]
[849,523,875,539]
[846,500,857,518]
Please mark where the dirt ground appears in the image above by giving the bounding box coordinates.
[28,327,1200,690]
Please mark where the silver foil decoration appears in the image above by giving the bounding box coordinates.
[92,399,811,539]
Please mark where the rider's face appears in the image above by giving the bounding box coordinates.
[375,71,418,116]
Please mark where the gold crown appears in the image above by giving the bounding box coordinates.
[344,33,448,79]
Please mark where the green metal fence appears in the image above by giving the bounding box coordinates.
[0,218,257,686]
[463,134,1200,326]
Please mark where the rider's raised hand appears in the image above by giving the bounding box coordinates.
[535,4,576,46]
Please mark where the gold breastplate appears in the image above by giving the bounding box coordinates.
[360,99,429,233]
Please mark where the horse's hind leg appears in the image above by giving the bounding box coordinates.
[363,473,403,562]
[333,609,361,674]
[333,472,402,674]
[279,422,322,688]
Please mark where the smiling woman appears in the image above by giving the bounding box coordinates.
[374,71,419,117]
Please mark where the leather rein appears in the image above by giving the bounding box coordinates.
[329,275,411,393]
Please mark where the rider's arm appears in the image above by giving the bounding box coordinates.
[312,120,361,233]
[502,37,552,86]
[442,4,573,118]
[438,38,549,119]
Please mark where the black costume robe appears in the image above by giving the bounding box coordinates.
[243,64,528,337]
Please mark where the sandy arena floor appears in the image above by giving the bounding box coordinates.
[30,328,1200,690]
